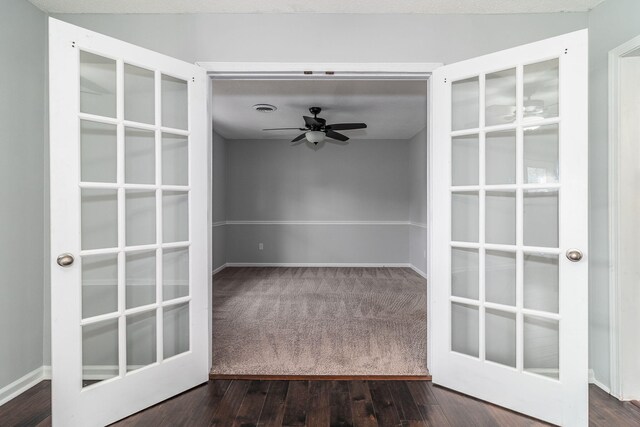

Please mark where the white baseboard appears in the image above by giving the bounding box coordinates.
[0,367,46,406]
[213,263,227,275]
[589,369,612,394]
[224,262,412,268]
[215,263,428,278]
[410,264,428,279]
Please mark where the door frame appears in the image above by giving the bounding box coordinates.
[197,61,441,374]
[608,33,640,400]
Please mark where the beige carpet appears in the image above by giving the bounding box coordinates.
[212,267,427,376]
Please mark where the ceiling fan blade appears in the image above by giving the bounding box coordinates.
[326,130,349,142]
[303,116,323,128]
[326,123,367,131]
[263,127,306,131]
[291,133,306,144]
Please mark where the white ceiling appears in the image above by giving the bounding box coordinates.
[30,0,603,14]
[211,79,427,141]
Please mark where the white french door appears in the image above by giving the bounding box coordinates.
[431,30,588,426]
[49,19,209,426]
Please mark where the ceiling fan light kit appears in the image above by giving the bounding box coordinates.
[262,106,367,147]
[305,131,325,143]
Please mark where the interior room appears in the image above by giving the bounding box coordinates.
[209,79,429,376]
[2,0,640,426]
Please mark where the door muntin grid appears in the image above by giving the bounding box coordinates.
[78,51,192,387]
[449,58,561,381]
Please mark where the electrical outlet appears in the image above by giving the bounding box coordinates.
[258,243,263,250]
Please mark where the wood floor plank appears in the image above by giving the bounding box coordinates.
[348,381,379,427]
[257,381,290,427]
[368,381,402,427]
[183,380,233,427]
[210,380,252,426]
[429,384,499,427]
[282,381,309,427]
[589,385,640,427]
[6,380,640,427]
[232,380,270,427]
[0,380,51,427]
[307,381,330,427]
[405,382,450,427]
[329,381,353,427]
[387,381,426,426]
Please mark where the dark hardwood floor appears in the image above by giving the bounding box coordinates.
[1,380,640,426]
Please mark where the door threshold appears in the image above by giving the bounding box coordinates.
[209,373,432,381]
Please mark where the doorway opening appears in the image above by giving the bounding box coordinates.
[608,34,640,401]
[204,67,435,378]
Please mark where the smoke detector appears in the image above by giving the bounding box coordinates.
[252,104,277,113]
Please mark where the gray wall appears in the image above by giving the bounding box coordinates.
[587,0,640,389]
[25,7,593,382]
[212,131,227,271]
[409,128,428,275]
[52,13,587,65]
[225,139,410,264]
[0,0,47,389]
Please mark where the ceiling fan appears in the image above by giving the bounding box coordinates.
[262,107,367,145]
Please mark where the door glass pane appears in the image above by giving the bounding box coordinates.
[451,248,479,300]
[524,189,558,248]
[126,250,156,309]
[162,133,189,186]
[126,310,157,372]
[524,124,559,184]
[126,190,156,246]
[124,64,155,125]
[452,77,479,131]
[81,120,117,183]
[82,189,118,250]
[451,302,479,357]
[485,250,516,306]
[163,191,189,243]
[161,75,188,130]
[523,59,559,120]
[485,68,516,126]
[163,247,189,301]
[524,316,559,380]
[82,254,118,319]
[82,318,118,387]
[486,191,516,245]
[486,130,516,185]
[125,128,155,185]
[80,51,116,118]
[452,134,479,186]
[485,309,516,367]
[451,192,479,242]
[164,303,189,358]
[524,253,559,313]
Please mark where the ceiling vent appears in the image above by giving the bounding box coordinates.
[252,104,277,113]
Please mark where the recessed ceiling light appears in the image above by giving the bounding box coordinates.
[252,104,277,113]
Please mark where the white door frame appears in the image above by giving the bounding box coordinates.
[197,61,441,373]
[608,33,640,400]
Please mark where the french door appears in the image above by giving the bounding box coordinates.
[49,19,209,426]
[431,30,588,426]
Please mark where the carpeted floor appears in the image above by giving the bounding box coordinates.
[212,267,428,376]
